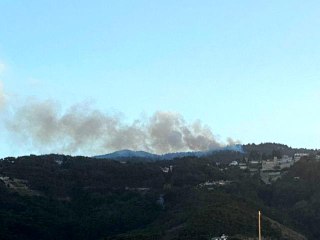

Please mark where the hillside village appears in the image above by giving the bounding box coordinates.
[229,153,314,184]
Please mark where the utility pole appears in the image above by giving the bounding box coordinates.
[258,211,262,240]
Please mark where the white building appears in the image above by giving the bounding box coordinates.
[229,161,238,166]
[263,156,294,170]
[278,155,294,169]
[262,160,276,171]
[239,163,247,170]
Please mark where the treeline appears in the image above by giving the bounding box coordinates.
[243,143,317,160]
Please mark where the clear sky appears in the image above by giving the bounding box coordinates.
[1,0,320,157]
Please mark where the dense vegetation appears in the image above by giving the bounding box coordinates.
[0,143,318,239]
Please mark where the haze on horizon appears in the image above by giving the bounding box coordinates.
[0,1,320,158]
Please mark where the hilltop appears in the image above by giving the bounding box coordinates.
[94,144,244,161]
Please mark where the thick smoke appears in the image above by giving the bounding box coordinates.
[7,100,232,155]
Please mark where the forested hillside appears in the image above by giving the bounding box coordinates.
[0,144,319,239]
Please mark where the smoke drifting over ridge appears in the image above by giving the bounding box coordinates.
[7,100,237,155]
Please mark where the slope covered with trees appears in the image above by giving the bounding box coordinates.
[0,144,318,239]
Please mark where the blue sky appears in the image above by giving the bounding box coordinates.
[1,1,320,157]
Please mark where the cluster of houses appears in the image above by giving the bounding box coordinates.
[229,153,311,184]
[211,234,228,240]
[199,180,232,190]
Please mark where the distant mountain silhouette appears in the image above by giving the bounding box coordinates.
[93,144,244,160]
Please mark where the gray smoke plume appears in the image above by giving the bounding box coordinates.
[7,100,232,155]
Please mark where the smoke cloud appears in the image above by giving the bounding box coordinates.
[7,100,234,155]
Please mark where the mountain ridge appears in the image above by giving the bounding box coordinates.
[93,144,244,160]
